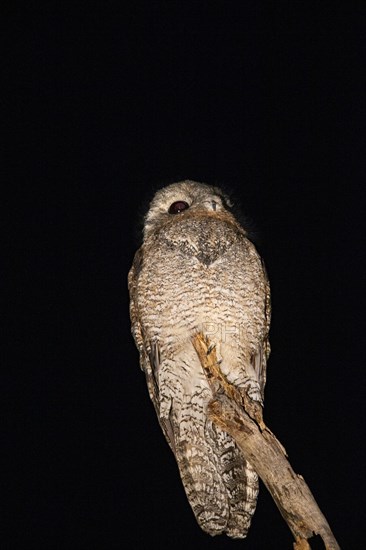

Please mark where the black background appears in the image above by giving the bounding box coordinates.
[3,3,365,549]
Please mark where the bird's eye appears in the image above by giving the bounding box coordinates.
[168,201,189,214]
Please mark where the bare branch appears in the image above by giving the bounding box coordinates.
[192,332,340,550]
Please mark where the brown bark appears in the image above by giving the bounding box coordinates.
[192,333,340,550]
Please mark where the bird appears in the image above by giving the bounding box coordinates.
[128,180,271,538]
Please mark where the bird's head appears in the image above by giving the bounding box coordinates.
[143,180,239,240]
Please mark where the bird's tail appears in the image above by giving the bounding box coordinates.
[175,398,258,538]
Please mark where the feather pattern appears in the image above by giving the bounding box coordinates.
[128,181,270,538]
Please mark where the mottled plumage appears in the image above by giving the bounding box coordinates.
[128,180,270,538]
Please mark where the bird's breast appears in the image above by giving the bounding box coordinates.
[138,215,265,356]
[156,215,241,266]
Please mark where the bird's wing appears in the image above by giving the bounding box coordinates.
[251,258,271,398]
[128,248,176,452]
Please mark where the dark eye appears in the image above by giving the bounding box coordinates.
[168,200,189,214]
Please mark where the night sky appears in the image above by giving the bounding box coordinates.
[4,4,365,549]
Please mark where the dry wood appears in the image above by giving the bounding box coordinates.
[192,332,340,550]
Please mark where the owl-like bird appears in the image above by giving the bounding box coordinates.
[128,180,270,538]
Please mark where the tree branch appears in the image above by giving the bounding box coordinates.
[192,332,340,550]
